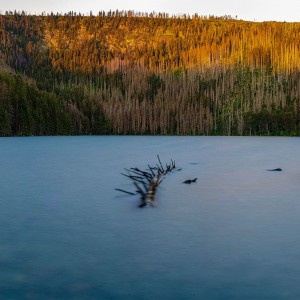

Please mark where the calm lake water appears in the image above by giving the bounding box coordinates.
[1,136,300,299]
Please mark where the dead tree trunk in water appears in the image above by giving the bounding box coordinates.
[116,155,176,207]
[139,174,162,208]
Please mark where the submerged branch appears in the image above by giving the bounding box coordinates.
[115,188,136,195]
[116,155,176,207]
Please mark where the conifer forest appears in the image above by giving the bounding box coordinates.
[1,11,300,136]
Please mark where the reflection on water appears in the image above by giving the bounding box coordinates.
[0,136,300,299]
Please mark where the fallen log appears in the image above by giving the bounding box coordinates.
[139,174,162,208]
[116,155,176,208]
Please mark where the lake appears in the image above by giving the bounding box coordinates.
[1,136,300,299]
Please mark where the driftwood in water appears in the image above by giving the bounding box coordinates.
[267,168,282,171]
[116,155,176,207]
[183,178,197,184]
[138,174,162,208]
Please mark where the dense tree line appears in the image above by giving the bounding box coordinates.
[0,69,70,135]
[0,69,111,135]
[0,12,300,136]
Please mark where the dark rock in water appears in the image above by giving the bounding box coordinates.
[183,178,197,184]
[183,179,192,184]
[267,168,282,171]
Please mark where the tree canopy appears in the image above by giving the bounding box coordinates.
[0,12,300,135]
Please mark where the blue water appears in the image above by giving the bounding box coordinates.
[1,136,300,299]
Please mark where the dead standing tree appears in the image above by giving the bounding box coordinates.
[116,155,176,207]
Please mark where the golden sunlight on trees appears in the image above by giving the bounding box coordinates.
[0,11,300,135]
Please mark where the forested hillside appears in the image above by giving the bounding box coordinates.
[1,11,300,135]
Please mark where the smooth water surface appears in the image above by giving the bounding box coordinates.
[1,136,300,299]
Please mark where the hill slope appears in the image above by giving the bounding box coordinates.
[1,12,300,135]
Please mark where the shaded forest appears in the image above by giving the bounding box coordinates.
[0,11,300,136]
